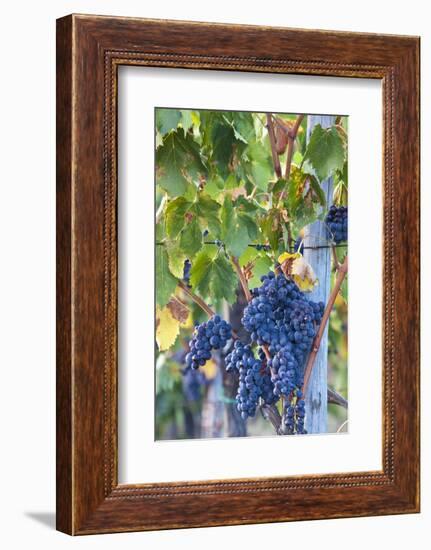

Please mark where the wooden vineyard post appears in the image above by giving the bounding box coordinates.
[303,115,335,434]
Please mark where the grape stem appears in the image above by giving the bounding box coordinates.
[177,280,239,339]
[302,255,348,395]
[260,403,284,435]
[231,256,252,302]
[277,114,305,207]
[266,114,282,179]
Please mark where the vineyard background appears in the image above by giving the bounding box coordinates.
[154,108,348,440]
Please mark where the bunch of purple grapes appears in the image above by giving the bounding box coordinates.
[225,341,276,419]
[325,205,348,244]
[284,389,306,434]
[239,271,324,433]
[185,315,232,370]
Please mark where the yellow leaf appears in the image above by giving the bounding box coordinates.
[156,306,180,351]
[278,252,301,264]
[291,256,318,292]
[202,359,217,380]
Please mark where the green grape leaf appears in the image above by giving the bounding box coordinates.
[308,175,327,206]
[156,246,178,307]
[235,195,265,214]
[180,110,193,133]
[246,141,272,191]
[165,197,193,238]
[269,178,288,196]
[238,212,259,241]
[221,196,250,258]
[212,123,235,178]
[156,130,206,197]
[204,174,224,199]
[248,256,273,288]
[156,109,181,136]
[238,246,260,267]
[225,173,239,190]
[304,124,345,182]
[260,209,282,252]
[165,241,187,279]
[180,218,202,257]
[195,194,221,237]
[190,250,237,303]
[286,166,308,215]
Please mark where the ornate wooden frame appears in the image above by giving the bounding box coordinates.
[56,14,420,535]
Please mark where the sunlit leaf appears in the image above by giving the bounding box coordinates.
[156,306,180,351]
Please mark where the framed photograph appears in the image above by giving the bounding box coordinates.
[56,14,420,535]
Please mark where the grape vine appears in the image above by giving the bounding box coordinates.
[155,109,349,439]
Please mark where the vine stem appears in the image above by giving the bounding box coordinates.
[277,114,304,251]
[178,280,215,317]
[302,255,348,395]
[284,114,304,180]
[177,280,239,339]
[266,114,282,179]
[231,256,252,302]
[331,244,340,270]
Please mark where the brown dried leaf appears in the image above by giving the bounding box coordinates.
[167,296,189,324]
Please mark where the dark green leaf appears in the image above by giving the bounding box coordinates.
[224,112,256,144]
[269,178,288,196]
[190,250,236,303]
[238,212,259,241]
[304,124,345,182]
[156,130,206,197]
[221,196,250,258]
[235,196,265,214]
[309,175,327,206]
[212,123,235,177]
